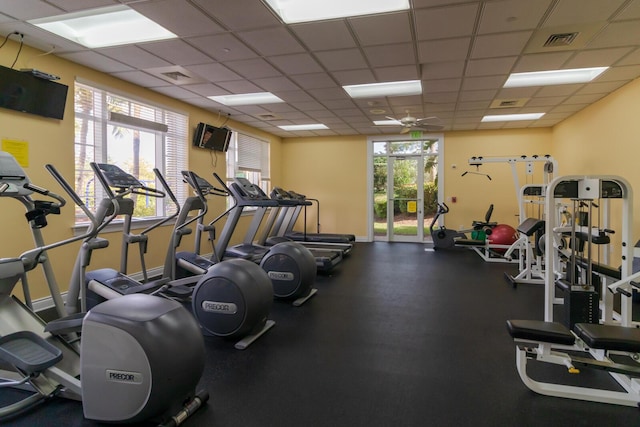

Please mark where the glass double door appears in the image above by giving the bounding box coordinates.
[372,138,440,243]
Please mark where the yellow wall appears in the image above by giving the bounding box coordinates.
[279,136,368,237]
[551,77,640,260]
[441,129,553,230]
[1,42,281,300]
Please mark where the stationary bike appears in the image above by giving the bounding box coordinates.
[429,202,467,249]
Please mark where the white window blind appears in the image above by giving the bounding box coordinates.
[227,130,270,191]
[74,80,188,224]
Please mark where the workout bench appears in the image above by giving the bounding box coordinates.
[506,319,640,407]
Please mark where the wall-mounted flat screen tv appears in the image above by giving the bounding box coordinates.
[0,65,68,120]
[193,122,231,152]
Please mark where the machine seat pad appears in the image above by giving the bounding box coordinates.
[517,218,545,236]
[506,319,575,345]
[574,323,640,353]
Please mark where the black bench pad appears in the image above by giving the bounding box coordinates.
[506,320,575,345]
[517,218,545,236]
[574,323,640,353]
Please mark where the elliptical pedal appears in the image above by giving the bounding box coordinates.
[0,331,62,378]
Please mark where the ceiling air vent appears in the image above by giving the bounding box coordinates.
[257,113,281,120]
[543,32,579,47]
[490,98,529,109]
[161,71,190,81]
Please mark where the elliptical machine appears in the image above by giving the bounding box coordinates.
[0,152,207,424]
[86,163,275,350]
[429,202,467,249]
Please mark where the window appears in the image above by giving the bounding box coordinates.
[74,80,188,224]
[226,130,270,193]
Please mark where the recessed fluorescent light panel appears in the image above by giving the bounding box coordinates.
[343,80,422,99]
[209,92,284,106]
[278,124,329,131]
[482,113,545,122]
[373,120,401,125]
[28,5,177,48]
[504,67,608,88]
[264,0,410,24]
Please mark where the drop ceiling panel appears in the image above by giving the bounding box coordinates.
[0,0,62,20]
[512,52,575,72]
[58,51,133,73]
[268,53,324,75]
[374,65,419,81]
[331,69,376,85]
[363,43,416,67]
[223,58,282,79]
[565,47,634,68]
[466,57,518,76]
[315,49,369,71]
[587,21,640,49]
[288,73,337,89]
[254,76,300,92]
[614,0,640,20]
[417,38,471,62]
[415,3,479,41]
[141,39,213,66]
[112,71,170,88]
[47,0,114,11]
[99,46,172,69]
[130,0,225,38]
[472,31,534,58]
[185,63,243,82]
[598,64,640,81]
[216,79,264,93]
[543,0,627,27]
[423,78,462,93]
[477,0,553,34]
[290,20,357,51]
[421,61,466,79]
[349,12,412,46]
[187,34,259,61]
[238,27,306,56]
[192,0,281,31]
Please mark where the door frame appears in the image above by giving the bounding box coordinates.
[367,133,444,242]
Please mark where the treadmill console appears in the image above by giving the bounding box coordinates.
[182,170,214,194]
[271,187,291,200]
[234,177,267,200]
[95,163,143,190]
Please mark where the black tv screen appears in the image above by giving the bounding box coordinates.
[0,65,68,120]
[193,122,231,152]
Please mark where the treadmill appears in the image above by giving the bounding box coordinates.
[282,191,356,244]
[214,176,280,262]
[255,188,343,271]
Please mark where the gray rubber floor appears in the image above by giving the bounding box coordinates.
[2,242,639,426]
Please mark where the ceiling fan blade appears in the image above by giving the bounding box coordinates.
[416,124,444,131]
[415,117,442,125]
[400,126,410,134]
[385,116,398,121]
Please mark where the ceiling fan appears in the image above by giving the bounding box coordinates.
[386,111,444,134]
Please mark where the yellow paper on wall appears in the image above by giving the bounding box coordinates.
[1,139,28,167]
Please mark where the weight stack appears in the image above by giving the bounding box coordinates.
[556,279,599,330]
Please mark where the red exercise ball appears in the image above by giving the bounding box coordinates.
[488,224,518,252]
